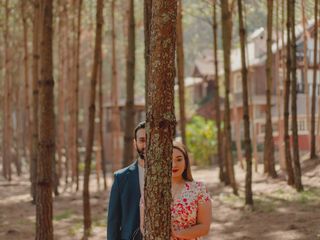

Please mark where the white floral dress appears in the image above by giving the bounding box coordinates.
[171,181,211,240]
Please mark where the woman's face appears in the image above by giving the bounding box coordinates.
[172,148,186,179]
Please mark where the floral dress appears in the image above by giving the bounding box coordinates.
[171,181,211,240]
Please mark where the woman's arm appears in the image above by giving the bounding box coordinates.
[172,200,212,239]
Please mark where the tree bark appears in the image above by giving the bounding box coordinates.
[144,1,177,239]
[176,0,186,145]
[144,0,152,107]
[123,0,136,167]
[82,0,104,237]
[310,0,318,159]
[284,0,295,185]
[263,0,277,178]
[237,0,253,206]
[290,0,303,192]
[36,0,54,239]
[221,0,238,195]
[212,0,224,182]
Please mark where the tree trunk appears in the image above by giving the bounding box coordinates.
[144,1,177,239]
[30,0,41,202]
[111,0,122,171]
[233,105,244,169]
[263,0,277,178]
[21,0,31,163]
[212,0,224,182]
[290,0,303,192]
[221,0,238,195]
[284,0,295,186]
[97,48,107,190]
[310,0,318,159]
[123,0,136,167]
[36,0,54,239]
[75,0,83,191]
[237,0,253,206]
[301,0,311,136]
[82,0,104,237]
[176,0,186,145]
[144,0,152,106]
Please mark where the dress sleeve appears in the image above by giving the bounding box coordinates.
[196,181,211,205]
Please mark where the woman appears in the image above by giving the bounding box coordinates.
[140,141,212,239]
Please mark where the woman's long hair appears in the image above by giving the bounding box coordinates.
[173,141,193,181]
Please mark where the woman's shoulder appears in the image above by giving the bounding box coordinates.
[186,181,211,203]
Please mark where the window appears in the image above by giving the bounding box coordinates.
[298,119,306,132]
[233,74,242,93]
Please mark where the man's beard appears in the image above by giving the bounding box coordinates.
[136,146,145,160]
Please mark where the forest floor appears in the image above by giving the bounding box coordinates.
[0,157,320,240]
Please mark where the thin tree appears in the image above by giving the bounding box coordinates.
[144,1,177,239]
[212,0,224,182]
[82,0,104,237]
[310,0,318,159]
[123,0,136,167]
[284,0,295,185]
[220,0,238,194]
[263,0,277,178]
[290,0,303,192]
[237,0,253,206]
[144,0,152,106]
[111,0,121,171]
[21,0,31,162]
[36,0,54,239]
[301,0,311,135]
[176,0,186,144]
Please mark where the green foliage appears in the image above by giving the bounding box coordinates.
[186,115,217,166]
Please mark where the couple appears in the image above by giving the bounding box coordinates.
[107,122,212,240]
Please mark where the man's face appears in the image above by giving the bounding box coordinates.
[134,128,146,160]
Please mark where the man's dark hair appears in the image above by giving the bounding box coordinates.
[134,121,146,140]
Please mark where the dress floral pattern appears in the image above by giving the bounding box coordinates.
[171,181,211,240]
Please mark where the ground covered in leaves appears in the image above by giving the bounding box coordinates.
[0,158,319,240]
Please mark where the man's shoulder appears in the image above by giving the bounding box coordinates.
[114,161,137,177]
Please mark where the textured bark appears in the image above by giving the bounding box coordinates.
[176,0,186,144]
[310,0,318,159]
[237,0,253,206]
[144,1,177,239]
[290,0,303,192]
[82,0,104,237]
[233,106,244,169]
[144,0,152,106]
[111,0,122,171]
[36,0,54,239]
[30,0,41,202]
[263,0,277,178]
[123,0,136,167]
[212,0,224,182]
[221,0,238,195]
[284,0,295,185]
[21,0,31,162]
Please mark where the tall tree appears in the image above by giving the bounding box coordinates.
[290,0,303,192]
[36,0,54,239]
[284,0,295,185]
[237,0,253,206]
[176,0,186,144]
[82,0,104,237]
[144,1,177,239]
[21,0,31,162]
[220,0,238,195]
[111,0,121,171]
[263,0,277,178]
[144,0,152,107]
[31,0,41,202]
[212,0,224,182]
[310,0,318,159]
[123,0,136,167]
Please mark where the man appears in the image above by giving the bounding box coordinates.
[107,121,145,240]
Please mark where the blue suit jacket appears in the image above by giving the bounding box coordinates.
[107,161,141,240]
